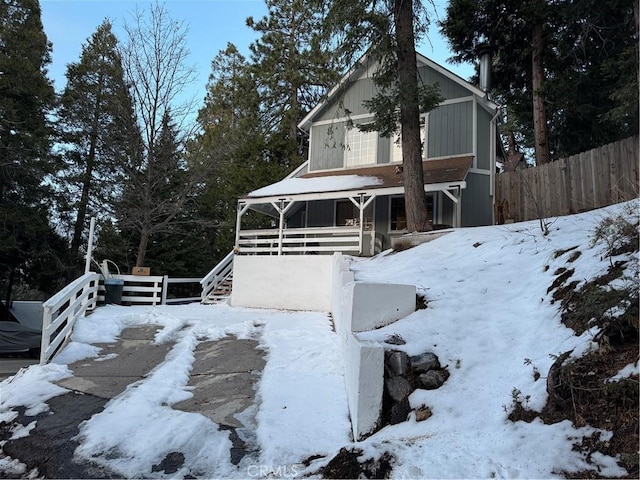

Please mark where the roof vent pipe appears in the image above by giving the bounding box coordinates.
[479,46,492,93]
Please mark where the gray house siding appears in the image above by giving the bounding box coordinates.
[416,65,471,100]
[461,173,493,226]
[309,123,346,171]
[475,107,492,170]
[427,101,473,158]
[307,200,334,227]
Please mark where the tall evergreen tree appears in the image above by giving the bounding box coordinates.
[441,0,638,161]
[196,44,285,259]
[247,0,341,166]
[0,0,55,203]
[324,0,441,232]
[56,20,138,271]
[0,0,64,315]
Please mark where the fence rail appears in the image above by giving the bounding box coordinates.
[238,226,361,255]
[41,272,100,364]
[495,136,639,223]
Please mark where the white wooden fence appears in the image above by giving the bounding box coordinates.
[41,272,100,364]
[40,273,202,364]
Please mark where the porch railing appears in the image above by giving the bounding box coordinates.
[41,272,100,364]
[237,226,361,255]
[200,250,234,300]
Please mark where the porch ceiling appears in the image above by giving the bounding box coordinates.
[241,155,473,206]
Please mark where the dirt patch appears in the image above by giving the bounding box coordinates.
[321,448,393,479]
[537,207,639,478]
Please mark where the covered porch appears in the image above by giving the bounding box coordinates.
[234,156,473,256]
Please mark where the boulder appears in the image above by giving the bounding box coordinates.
[385,351,409,377]
[410,352,440,374]
[417,370,446,390]
[385,376,413,402]
[389,398,411,425]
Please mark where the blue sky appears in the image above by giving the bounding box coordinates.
[40,0,474,105]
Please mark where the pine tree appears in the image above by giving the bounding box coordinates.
[247,0,341,166]
[440,0,638,161]
[324,0,440,232]
[0,0,55,203]
[56,20,138,270]
[0,0,65,316]
[195,44,285,259]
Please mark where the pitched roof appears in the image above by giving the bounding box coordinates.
[298,51,497,131]
[244,156,473,200]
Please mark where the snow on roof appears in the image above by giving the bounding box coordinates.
[247,175,383,198]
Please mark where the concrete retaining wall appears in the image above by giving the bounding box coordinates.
[331,255,416,440]
[231,253,416,441]
[231,255,334,311]
[344,334,384,440]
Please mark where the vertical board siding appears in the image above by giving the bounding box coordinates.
[495,136,639,223]
[427,101,473,158]
[417,65,470,99]
[310,123,346,171]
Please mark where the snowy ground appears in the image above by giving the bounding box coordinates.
[1,202,637,478]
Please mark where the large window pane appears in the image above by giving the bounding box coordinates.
[345,128,377,167]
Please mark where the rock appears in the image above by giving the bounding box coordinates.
[417,370,446,390]
[415,406,432,422]
[385,351,409,377]
[384,333,406,345]
[385,376,413,402]
[410,352,440,373]
[389,398,411,425]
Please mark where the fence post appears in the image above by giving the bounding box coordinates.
[161,275,169,305]
[40,308,52,365]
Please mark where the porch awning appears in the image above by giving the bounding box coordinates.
[242,155,473,205]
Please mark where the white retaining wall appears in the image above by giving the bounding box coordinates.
[231,253,416,441]
[331,254,415,440]
[231,255,334,311]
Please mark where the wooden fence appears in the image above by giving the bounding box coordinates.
[495,136,639,223]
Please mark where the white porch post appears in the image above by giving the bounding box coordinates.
[277,199,285,255]
[270,199,296,256]
[235,202,250,251]
[349,194,376,255]
[442,188,462,228]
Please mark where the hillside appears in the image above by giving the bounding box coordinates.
[0,201,637,479]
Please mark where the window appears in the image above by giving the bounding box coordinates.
[344,128,377,167]
[391,115,427,163]
[389,195,435,231]
[335,200,373,229]
[335,200,357,226]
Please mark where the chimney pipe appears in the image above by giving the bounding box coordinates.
[479,47,492,93]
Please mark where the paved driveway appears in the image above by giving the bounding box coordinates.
[0,324,265,478]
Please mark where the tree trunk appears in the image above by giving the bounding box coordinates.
[71,71,104,261]
[395,0,431,232]
[531,22,550,165]
[136,227,149,267]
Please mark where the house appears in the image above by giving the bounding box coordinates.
[234,53,501,257]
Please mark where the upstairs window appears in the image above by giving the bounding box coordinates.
[344,127,377,167]
[391,115,427,163]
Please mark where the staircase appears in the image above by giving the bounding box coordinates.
[204,274,233,304]
[201,251,234,305]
